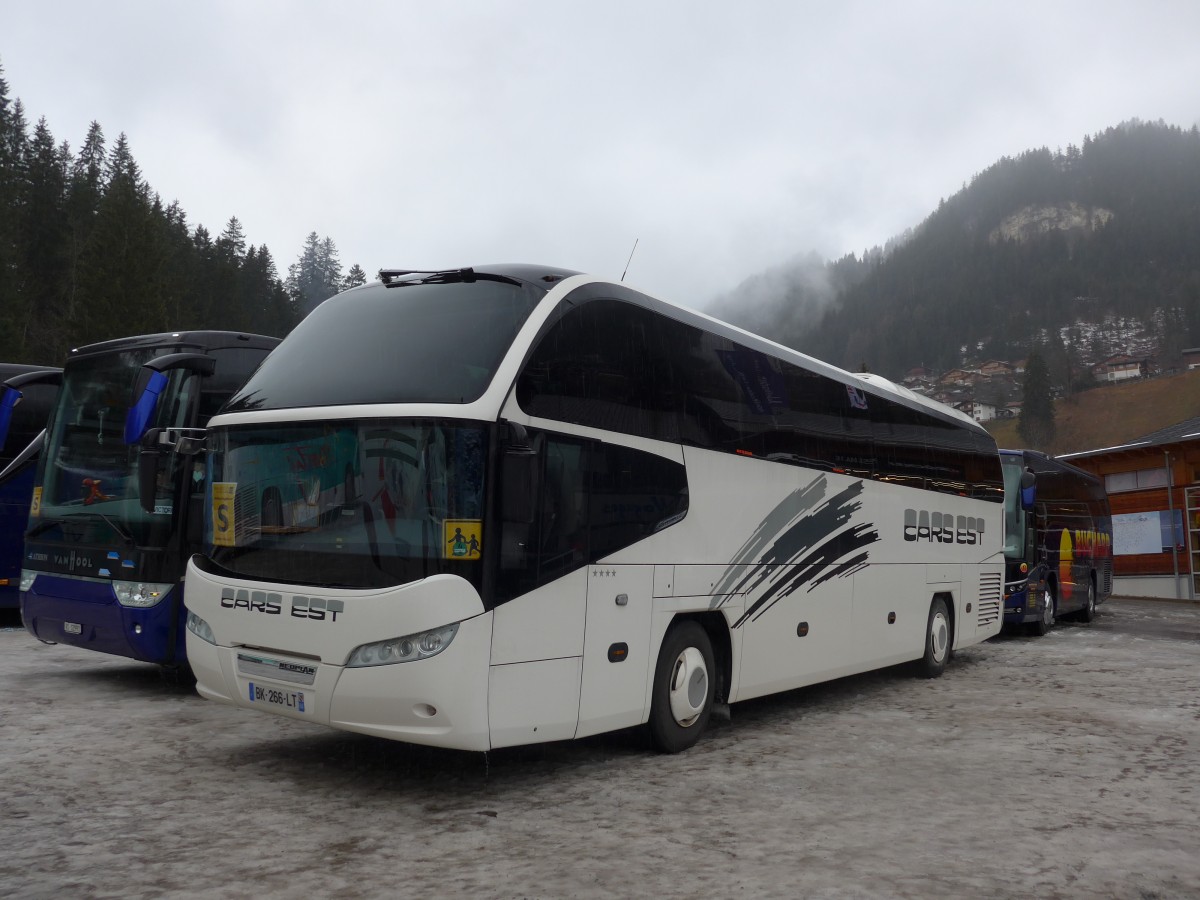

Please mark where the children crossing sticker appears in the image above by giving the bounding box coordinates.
[443,520,482,560]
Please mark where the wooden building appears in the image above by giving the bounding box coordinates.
[1059,416,1200,600]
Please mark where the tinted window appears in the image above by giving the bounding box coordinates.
[227,279,545,412]
[516,293,1002,503]
[496,429,688,603]
[517,298,680,441]
[199,346,277,423]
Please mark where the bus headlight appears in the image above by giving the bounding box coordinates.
[186,610,216,645]
[346,623,459,667]
[20,569,38,592]
[112,581,172,608]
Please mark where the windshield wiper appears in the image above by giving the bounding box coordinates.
[27,511,136,548]
[25,519,62,539]
[378,267,521,288]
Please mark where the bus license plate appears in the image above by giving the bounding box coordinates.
[248,682,307,713]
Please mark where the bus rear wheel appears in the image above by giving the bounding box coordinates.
[916,596,951,678]
[648,621,715,753]
[1075,579,1097,624]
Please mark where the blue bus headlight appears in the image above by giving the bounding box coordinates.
[112,581,173,608]
[185,610,216,645]
[346,623,459,667]
[20,569,38,592]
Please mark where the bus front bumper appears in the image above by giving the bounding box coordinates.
[21,573,186,665]
[187,612,493,751]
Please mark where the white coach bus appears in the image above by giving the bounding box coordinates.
[160,265,1004,753]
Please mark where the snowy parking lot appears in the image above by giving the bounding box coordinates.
[3,597,1199,899]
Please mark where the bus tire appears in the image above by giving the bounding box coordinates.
[1030,585,1055,636]
[648,621,714,753]
[1076,578,1097,624]
[917,596,951,678]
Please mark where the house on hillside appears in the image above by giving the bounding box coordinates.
[953,399,997,423]
[1183,347,1200,370]
[979,360,1015,378]
[1059,416,1200,600]
[1092,354,1149,382]
[940,367,983,387]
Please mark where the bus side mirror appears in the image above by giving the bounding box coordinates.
[124,353,215,445]
[499,421,539,572]
[125,370,170,445]
[0,429,46,487]
[136,429,164,515]
[0,368,61,453]
[1020,470,1036,512]
[502,450,538,524]
[499,420,539,524]
[0,386,20,452]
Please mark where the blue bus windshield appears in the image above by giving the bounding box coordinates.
[34,349,198,547]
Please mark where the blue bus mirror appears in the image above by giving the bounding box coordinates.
[1019,470,1036,511]
[0,367,60,453]
[124,370,169,445]
[124,352,217,445]
[0,429,45,487]
[0,386,21,452]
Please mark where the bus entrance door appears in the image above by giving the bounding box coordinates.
[576,565,653,739]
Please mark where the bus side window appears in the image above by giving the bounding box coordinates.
[495,431,688,605]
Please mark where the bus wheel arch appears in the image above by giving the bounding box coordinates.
[916,592,953,679]
[647,615,725,753]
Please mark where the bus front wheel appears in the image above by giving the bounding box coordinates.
[1030,586,1055,637]
[648,621,715,753]
[916,596,951,678]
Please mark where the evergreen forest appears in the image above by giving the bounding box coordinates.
[0,60,363,366]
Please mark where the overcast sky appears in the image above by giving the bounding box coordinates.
[5,1,1199,309]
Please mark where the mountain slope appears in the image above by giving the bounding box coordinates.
[985,368,1200,455]
[715,120,1200,382]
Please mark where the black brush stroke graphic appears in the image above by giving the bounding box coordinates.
[709,475,880,629]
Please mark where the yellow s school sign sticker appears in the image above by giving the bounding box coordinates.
[212,483,237,547]
[443,520,482,560]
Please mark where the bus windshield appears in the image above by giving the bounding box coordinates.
[35,348,197,547]
[1001,456,1027,559]
[206,419,489,591]
[223,278,546,412]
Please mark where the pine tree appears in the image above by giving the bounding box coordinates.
[286,232,344,316]
[342,263,367,290]
[63,121,105,330]
[1018,349,1056,450]
[16,117,71,361]
[75,132,166,344]
[0,67,27,359]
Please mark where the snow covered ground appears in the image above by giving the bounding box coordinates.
[2,598,1198,899]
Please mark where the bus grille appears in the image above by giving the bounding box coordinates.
[976,572,1002,627]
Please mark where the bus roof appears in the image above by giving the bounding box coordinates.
[67,331,280,360]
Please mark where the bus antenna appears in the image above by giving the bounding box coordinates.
[621,238,639,282]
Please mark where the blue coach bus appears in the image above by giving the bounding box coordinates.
[10,332,278,669]
[1001,448,1113,635]
[0,364,62,610]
